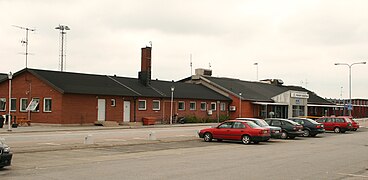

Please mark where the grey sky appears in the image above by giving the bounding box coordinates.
[1,0,367,99]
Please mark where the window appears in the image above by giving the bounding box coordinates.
[190,102,196,110]
[178,101,185,110]
[138,100,146,110]
[0,98,6,111]
[20,98,28,112]
[111,99,116,107]
[220,103,226,111]
[218,122,233,128]
[292,105,305,117]
[44,98,52,112]
[27,98,40,112]
[153,100,160,111]
[200,102,207,111]
[10,98,16,112]
[233,122,245,129]
[211,102,216,111]
[271,120,281,126]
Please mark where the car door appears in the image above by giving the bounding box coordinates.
[324,118,334,131]
[228,122,247,140]
[213,121,234,140]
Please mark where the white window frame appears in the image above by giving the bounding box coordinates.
[189,102,196,111]
[200,102,207,111]
[153,100,160,111]
[10,98,16,112]
[43,98,52,112]
[20,98,28,112]
[111,99,116,107]
[220,102,226,111]
[178,101,185,110]
[211,102,216,111]
[0,98,6,111]
[138,100,146,110]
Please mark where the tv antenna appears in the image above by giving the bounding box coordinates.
[55,24,70,72]
[12,25,36,68]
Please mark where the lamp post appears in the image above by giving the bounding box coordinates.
[239,92,242,118]
[254,63,258,81]
[55,25,70,72]
[217,101,220,123]
[334,62,366,116]
[170,85,175,125]
[8,72,12,132]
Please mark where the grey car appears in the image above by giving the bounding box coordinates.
[236,118,282,139]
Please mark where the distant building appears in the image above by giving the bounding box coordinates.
[327,98,368,118]
[181,69,336,119]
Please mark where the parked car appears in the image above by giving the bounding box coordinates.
[316,116,352,133]
[288,117,325,137]
[264,118,304,139]
[198,120,271,144]
[297,116,321,121]
[337,116,359,131]
[0,140,12,168]
[236,118,282,139]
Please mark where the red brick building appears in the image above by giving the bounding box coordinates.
[0,47,231,125]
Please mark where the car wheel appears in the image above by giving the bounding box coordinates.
[289,136,296,139]
[203,132,213,142]
[310,134,317,137]
[303,130,310,137]
[353,129,357,131]
[341,130,346,133]
[281,132,288,139]
[334,127,340,133]
[241,135,251,145]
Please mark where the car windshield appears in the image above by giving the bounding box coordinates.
[246,121,261,128]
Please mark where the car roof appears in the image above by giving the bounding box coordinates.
[265,118,298,124]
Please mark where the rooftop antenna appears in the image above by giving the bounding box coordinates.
[55,24,70,72]
[12,25,36,68]
[190,54,193,76]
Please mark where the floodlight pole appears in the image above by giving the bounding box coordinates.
[334,62,366,116]
[55,25,70,72]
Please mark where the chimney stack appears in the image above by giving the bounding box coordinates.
[138,47,152,86]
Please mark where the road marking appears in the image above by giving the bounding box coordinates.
[37,142,61,146]
[105,139,127,142]
[133,137,145,140]
[337,173,368,178]
[174,135,189,137]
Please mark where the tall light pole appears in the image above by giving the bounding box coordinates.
[334,62,366,116]
[8,72,12,132]
[55,25,70,72]
[254,63,258,81]
[239,92,242,118]
[217,101,220,123]
[170,85,175,125]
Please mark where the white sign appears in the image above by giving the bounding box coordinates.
[291,92,309,99]
[26,99,39,111]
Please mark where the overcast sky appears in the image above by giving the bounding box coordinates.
[1,0,367,99]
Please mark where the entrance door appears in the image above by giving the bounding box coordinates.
[97,99,106,121]
[123,101,130,123]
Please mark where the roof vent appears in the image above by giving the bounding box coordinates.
[195,68,212,76]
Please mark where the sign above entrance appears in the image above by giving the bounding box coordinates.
[291,92,309,99]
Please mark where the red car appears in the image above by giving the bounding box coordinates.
[198,120,271,144]
[337,116,359,131]
[316,116,352,133]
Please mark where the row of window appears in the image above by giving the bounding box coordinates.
[0,98,52,112]
[137,100,227,111]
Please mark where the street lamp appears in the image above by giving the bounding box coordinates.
[8,72,12,132]
[254,63,258,81]
[334,61,366,116]
[239,92,242,118]
[170,84,175,125]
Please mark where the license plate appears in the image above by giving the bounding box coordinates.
[275,131,279,133]
[298,129,302,131]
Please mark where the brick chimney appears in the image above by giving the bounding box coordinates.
[138,47,152,86]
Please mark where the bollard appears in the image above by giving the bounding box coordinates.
[148,131,156,141]
[84,134,94,144]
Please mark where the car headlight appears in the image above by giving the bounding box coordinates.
[3,146,10,153]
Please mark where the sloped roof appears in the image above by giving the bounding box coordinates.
[14,68,230,101]
[0,73,7,81]
[203,76,332,104]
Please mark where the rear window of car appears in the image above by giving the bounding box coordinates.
[246,121,261,128]
[335,118,345,123]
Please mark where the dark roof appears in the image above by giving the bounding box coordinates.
[0,73,7,81]
[203,76,332,104]
[17,68,230,101]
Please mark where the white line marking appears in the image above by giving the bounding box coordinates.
[37,142,61,146]
[337,173,368,178]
